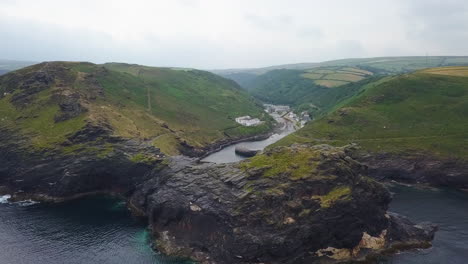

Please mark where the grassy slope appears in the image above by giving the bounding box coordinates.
[245,69,327,105]
[0,62,272,155]
[274,67,468,159]
[102,63,272,144]
[300,66,373,87]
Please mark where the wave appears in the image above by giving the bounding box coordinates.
[0,194,11,204]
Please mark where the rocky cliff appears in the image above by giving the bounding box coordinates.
[130,145,436,264]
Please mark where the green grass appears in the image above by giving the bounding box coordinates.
[0,61,272,155]
[274,67,468,159]
[301,66,372,87]
[240,146,335,180]
[0,91,86,149]
[101,63,273,148]
[312,186,351,208]
[243,66,374,117]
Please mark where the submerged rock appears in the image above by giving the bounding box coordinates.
[130,144,437,264]
[234,146,259,157]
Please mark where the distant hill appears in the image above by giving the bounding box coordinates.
[242,66,379,117]
[0,62,272,156]
[212,56,468,77]
[275,66,468,160]
[215,56,468,117]
[0,59,36,75]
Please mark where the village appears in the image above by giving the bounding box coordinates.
[235,104,311,129]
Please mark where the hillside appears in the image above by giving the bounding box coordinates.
[0,62,272,156]
[275,67,468,159]
[271,67,468,187]
[215,57,468,113]
[243,66,378,117]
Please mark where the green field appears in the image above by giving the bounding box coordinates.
[301,66,373,87]
[274,67,468,159]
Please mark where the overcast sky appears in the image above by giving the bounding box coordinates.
[1,0,467,69]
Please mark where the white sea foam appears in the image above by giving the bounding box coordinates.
[0,195,11,204]
[15,199,40,207]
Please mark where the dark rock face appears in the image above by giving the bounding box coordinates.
[386,212,437,247]
[54,92,86,122]
[0,124,164,200]
[130,145,437,264]
[352,151,468,189]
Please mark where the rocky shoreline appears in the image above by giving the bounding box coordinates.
[129,145,437,264]
[183,132,273,159]
[0,141,438,264]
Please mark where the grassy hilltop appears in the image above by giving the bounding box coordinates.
[0,62,271,155]
[274,67,468,159]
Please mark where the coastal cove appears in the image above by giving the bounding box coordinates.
[0,61,466,264]
[202,104,299,163]
[0,104,464,264]
[1,104,466,264]
[1,184,467,263]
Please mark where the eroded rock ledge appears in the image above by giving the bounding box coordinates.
[0,138,437,263]
[130,145,437,264]
[343,144,468,189]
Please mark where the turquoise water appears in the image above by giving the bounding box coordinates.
[0,196,191,264]
[1,186,466,263]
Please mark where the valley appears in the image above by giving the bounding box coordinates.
[0,58,467,264]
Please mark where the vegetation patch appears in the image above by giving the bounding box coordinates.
[240,146,327,180]
[313,186,351,208]
[130,153,159,165]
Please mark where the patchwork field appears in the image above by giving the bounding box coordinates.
[301,66,373,87]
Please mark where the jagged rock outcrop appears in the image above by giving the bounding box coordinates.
[0,124,164,201]
[130,145,437,264]
[362,153,468,188]
[342,145,468,189]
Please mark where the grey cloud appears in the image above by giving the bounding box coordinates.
[297,26,324,39]
[244,13,293,31]
[400,0,468,53]
[1,0,468,68]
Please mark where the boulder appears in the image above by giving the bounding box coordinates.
[235,146,259,157]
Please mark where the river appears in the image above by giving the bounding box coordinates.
[201,104,297,163]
